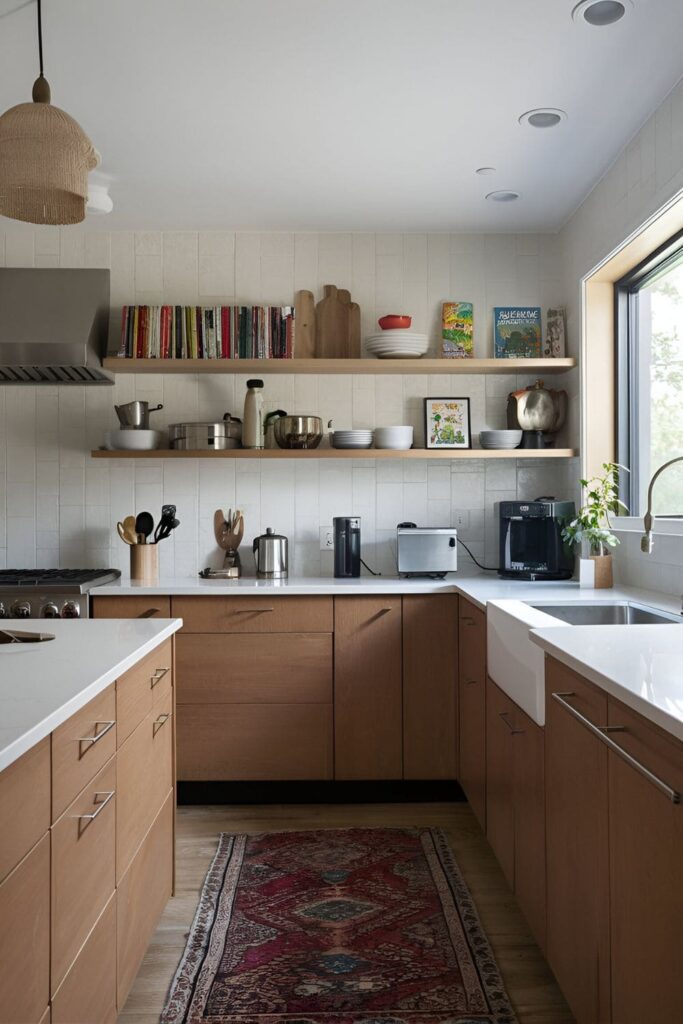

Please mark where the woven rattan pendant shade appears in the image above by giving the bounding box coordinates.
[0,92,98,225]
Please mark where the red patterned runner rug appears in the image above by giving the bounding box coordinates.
[162,828,517,1024]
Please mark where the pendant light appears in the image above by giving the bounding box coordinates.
[0,0,98,225]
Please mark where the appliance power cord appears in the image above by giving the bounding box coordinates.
[457,537,499,573]
[360,557,381,576]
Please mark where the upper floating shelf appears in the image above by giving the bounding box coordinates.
[91,448,577,461]
[101,357,576,376]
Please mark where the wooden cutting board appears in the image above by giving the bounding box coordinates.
[294,290,316,358]
[316,285,350,359]
[338,290,361,358]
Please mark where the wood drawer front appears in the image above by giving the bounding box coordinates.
[116,639,173,745]
[0,833,50,1024]
[607,697,683,793]
[545,657,607,726]
[51,894,116,1024]
[176,633,332,704]
[0,738,50,884]
[177,703,333,780]
[117,793,173,1011]
[91,596,171,619]
[52,685,117,822]
[51,758,116,992]
[117,691,173,883]
[172,595,333,634]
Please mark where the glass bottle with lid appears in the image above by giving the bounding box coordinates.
[242,379,264,449]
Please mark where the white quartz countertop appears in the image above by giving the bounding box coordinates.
[95,574,464,596]
[530,625,683,742]
[0,618,182,772]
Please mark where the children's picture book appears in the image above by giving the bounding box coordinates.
[493,306,542,358]
[545,306,566,357]
[441,301,473,358]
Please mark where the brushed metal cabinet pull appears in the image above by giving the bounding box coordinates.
[74,790,115,834]
[499,711,524,735]
[153,712,172,736]
[461,616,476,626]
[137,608,161,618]
[552,691,681,805]
[78,719,115,759]
[150,666,170,688]
[465,677,478,685]
[234,608,274,614]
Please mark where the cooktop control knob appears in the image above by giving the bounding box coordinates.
[11,601,31,618]
[61,601,81,619]
[0,602,8,618]
[41,602,60,618]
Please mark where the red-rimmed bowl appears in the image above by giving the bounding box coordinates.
[378,314,412,330]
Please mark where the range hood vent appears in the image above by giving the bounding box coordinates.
[0,268,112,385]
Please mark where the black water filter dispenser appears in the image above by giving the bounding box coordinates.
[333,517,361,578]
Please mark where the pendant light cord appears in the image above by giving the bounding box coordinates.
[37,0,44,76]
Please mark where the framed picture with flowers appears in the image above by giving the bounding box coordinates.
[424,397,471,449]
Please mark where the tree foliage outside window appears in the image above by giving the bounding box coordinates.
[645,264,683,514]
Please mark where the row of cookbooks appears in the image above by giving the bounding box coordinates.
[118,305,296,359]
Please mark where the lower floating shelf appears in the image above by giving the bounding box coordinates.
[90,448,577,460]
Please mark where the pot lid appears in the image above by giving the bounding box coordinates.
[255,527,288,542]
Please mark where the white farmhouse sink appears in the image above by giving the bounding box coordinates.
[487,600,570,725]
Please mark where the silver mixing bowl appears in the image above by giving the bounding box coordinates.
[274,415,323,449]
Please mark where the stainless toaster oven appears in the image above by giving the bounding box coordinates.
[397,524,458,578]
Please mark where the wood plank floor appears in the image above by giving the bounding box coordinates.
[119,802,573,1023]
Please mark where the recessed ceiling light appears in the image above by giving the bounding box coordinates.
[519,108,567,128]
[572,0,632,26]
[475,166,496,176]
[485,190,520,203]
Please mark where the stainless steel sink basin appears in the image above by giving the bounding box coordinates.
[529,601,683,626]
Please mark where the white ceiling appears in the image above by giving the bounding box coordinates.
[1,0,682,232]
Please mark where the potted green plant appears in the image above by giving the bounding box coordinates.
[562,462,627,588]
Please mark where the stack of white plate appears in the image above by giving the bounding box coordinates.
[366,331,429,359]
[479,429,523,450]
[330,429,374,449]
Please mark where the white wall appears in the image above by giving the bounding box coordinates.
[559,75,683,595]
[0,227,570,578]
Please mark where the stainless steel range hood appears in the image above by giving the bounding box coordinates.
[0,268,112,384]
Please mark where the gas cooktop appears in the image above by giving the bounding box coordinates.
[0,569,121,619]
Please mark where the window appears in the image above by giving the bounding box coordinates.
[616,229,683,517]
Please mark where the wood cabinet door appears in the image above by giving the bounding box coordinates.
[512,706,546,953]
[92,596,171,619]
[458,600,487,827]
[403,595,458,779]
[51,894,117,1024]
[607,698,683,1024]
[0,833,50,1024]
[334,596,402,780]
[545,658,610,1024]
[0,738,50,884]
[485,678,514,888]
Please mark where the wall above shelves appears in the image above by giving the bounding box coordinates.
[102,357,576,376]
[91,447,577,461]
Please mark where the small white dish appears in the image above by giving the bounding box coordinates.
[374,425,414,450]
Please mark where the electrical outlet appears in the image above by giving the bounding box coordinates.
[453,510,469,529]
[319,526,334,551]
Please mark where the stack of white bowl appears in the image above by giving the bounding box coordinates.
[366,332,428,359]
[479,429,523,450]
[104,429,161,451]
[374,426,414,450]
[330,429,374,449]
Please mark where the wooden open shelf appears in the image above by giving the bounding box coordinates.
[102,357,576,376]
[91,447,577,461]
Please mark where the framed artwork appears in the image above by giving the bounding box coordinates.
[441,301,473,358]
[424,397,472,449]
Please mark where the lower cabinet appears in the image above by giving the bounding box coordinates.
[486,678,546,951]
[403,594,458,779]
[458,599,487,827]
[334,596,403,779]
[0,833,50,1024]
[117,792,174,1009]
[51,895,117,1024]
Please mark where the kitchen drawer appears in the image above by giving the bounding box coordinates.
[459,598,486,683]
[177,703,333,780]
[91,595,171,619]
[0,833,50,1024]
[117,792,173,1010]
[116,638,173,745]
[176,633,332,704]
[51,894,116,1024]
[0,737,50,883]
[172,595,333,634]
[52,685,116,822]
[51,758,116,991]
[117,690,173,882]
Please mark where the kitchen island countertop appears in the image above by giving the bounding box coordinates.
[0,617,181,772]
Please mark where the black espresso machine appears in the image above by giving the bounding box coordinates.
[497,498,575,580]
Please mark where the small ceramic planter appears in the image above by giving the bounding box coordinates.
[579,554,613,589]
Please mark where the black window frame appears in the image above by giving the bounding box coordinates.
[615,226,683,516]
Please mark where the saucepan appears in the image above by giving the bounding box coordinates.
[115,400,164,430]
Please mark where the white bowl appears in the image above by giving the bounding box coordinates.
[105,429,161,451]
[374,425,414,450]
